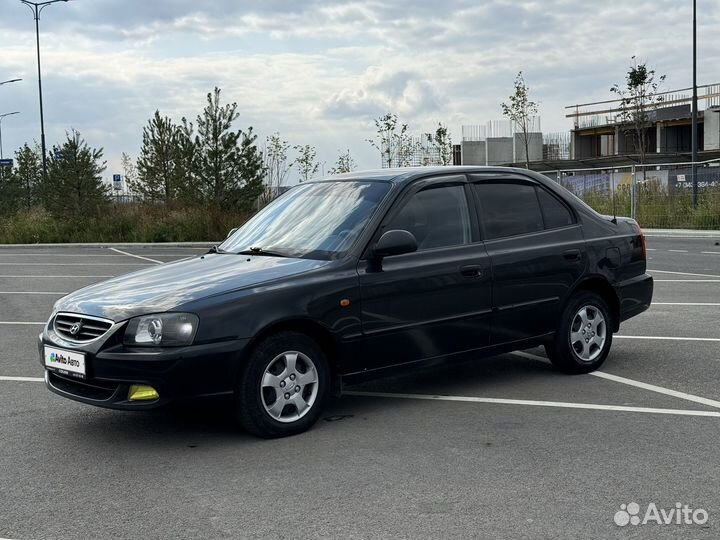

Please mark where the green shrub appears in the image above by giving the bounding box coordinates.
[0,203,251,244]
[580,183,720,229]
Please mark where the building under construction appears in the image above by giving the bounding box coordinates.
[452,83,720,171]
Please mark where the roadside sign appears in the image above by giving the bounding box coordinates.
[0,158,12,167]
[677,174,686,182]
[113,174,122,191]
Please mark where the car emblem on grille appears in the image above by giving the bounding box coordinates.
[69,322,83,336]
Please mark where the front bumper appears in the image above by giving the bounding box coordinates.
[616,272,654,325]
[39,334,250,410]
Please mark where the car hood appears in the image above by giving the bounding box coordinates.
[54,253,331,322]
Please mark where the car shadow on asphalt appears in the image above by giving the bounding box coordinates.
[50,350,557,446]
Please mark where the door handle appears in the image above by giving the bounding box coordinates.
[563,249,582,261]
[460,265,483,278]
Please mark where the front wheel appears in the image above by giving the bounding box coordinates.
[235,332,329,438]
[545,291,613,374]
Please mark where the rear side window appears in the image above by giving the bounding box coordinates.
[474,183,544,239]
[536,188,574,229]
[386,185,471,250]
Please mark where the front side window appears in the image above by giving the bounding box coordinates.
[385,184,471,251]
[221,181,391,259]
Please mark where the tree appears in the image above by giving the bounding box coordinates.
[0,162,23,213]
[42,130,108,215]
[611,57,666,174]
[263,133,291,201]
[431,122,452,166]
[132,111,181,202]
[329,148,355,174]
[120,152,136,196]
[501,71,539,169]
[174,117,199,204]
[293,144,319,182]
[367,113,418,168]
[10,143,42,210]
[193,87,265,210]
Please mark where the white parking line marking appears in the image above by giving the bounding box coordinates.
[0,253,125,257]
[652,302,720,306]
[0,275,113,278]
[109,248,163,264]
[0,376,44,382]
[646,248,656,251]
[701,251,720,255]
[0,322,45,325]
[591,371,720,409]
[668,249,688,253]
[0,263,149,266]
[615,335,720,342]
[344,391,720,418]
[654,279,720,282]
[0,291,67,295]
[649,269,720,278]
[513,351,720,410]
[645,234,720,239]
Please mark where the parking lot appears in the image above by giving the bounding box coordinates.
[0,235,719,540]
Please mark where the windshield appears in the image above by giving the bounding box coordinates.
[220,181,392,260]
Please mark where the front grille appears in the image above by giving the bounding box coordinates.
[54,313,113,342]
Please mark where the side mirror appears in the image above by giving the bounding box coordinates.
[226,227,238,239]
[373,229,418,259]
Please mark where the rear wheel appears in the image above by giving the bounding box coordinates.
[545,291,613,374]
[236,332,329,438]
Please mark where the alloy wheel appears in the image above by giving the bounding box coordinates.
[260,351,319,423]
[569,305,607,362]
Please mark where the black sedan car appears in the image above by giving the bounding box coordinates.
[39,167,653,437]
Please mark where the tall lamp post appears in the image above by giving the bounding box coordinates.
[0,112,21,160]
[19,0,69,180]
[691,0,698,208]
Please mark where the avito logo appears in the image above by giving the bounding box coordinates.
[614,502,709,527]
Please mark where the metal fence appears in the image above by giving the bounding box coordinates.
[540,159,720,230]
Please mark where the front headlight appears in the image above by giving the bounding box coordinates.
[124,313,199,347]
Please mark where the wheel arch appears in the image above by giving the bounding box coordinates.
[566,276,620,332]
[241,318,341,385]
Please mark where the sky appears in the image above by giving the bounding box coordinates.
[0,0,718,184]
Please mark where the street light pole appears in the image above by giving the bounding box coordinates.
[20,0,69,180]
[0,112,21,160]
[691,0,698,208]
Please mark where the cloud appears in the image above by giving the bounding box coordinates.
[0,0,719,180]
[322,68,440,120]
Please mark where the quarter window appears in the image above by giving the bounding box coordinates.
[385,185,471,250]
[536,188,574,229]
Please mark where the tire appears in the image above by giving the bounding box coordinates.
[545,291,613,374]
[235,331,329,438]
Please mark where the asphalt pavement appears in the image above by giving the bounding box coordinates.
[0,235,719,539]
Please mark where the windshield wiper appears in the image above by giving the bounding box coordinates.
[236,246,290,258]
[207,245,227,254]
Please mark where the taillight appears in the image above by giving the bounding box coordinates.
[632,221,647,259]
[640,232,647,259]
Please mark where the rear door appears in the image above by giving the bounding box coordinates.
[355,175,492,372]
[470,175,586,344]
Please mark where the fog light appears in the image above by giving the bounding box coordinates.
[128,384,159,401]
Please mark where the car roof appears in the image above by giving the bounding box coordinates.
[315,166,541,185]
